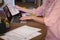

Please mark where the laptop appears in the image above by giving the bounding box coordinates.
[3,6,22,24]
[2,0,22,23]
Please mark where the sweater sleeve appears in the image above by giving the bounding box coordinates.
[32,7,45,16]
[32,0,49,16]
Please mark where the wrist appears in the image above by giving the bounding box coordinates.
[31,16,36,20]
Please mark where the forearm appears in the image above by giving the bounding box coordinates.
[16,6,33,13]
[20,16,44,24]
[32,16,44,24]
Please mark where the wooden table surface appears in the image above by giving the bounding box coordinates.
[0,20,47,40]
[10,20,47,40]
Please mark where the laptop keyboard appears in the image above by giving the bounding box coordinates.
[11,15,21,23]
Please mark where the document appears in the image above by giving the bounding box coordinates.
[0,35,29,40]
[0,25,42,40]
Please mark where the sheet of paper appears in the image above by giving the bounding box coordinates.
[27,32,41,39]
[5,25,41,37]
[0,35,29,40]
[1,25,42,40]
[7,25,41,32]
[1,32,41,40]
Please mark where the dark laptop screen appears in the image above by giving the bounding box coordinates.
[3,6,12,22]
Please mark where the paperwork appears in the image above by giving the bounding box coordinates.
[0,25,42,40]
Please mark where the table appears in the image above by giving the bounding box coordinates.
[0,20,47,40]
[0,6,47,40]
[10,20,47,40]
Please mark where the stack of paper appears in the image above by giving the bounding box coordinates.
[0,25,42,40]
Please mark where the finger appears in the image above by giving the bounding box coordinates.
[19,17,25,20]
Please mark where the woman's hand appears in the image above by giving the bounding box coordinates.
[20,16,35,20]
[20,16,44,24]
